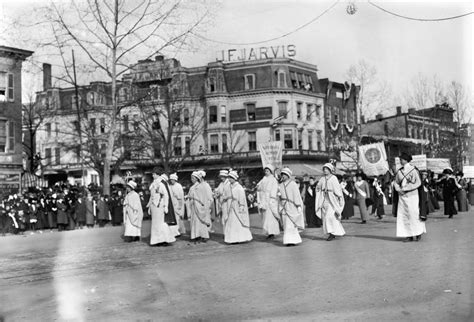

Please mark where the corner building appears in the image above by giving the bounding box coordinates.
[35,57,336,186]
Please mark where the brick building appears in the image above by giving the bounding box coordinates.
[0,45,33,197]
[360,104,460,167]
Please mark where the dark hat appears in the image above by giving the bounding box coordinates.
[442,168,453,175]
[399,152,412,162]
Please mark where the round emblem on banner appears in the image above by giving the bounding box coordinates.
[365,148,381,164]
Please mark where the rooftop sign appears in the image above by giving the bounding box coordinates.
[216,45,296,62]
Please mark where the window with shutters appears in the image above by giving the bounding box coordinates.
[296,102,302,120]
[45,123,51,137]
[45,148,52,164]
[174,137,182,156]
[8,121,15,151]
[185,137,191,155]
[220,105,227,124]
[308,130,313,150]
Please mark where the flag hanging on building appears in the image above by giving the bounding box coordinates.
[258,141,283,172]
[358,142,389,177]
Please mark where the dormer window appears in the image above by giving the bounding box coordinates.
[244,74,255,90]
[278,71,286,88]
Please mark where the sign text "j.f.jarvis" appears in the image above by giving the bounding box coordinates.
[216,45,296,62]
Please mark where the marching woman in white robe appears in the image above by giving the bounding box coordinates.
[147,171,176,246]
[169,173,186,235]
[186,172,211,242]
[315,163,345,241]
[223,171,253,244]
[197,170,215,232]
[278,167,305,246]
[256,164,280,239]
[393,152,426,242]
[123,180,144,242]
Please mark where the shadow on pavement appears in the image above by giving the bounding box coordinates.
[348,234,400,242]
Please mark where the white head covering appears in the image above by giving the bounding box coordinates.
[322,163,335,173]
[280,167,292,178]
[219,169,229,177]
[191,171,200,180]
[198,170,206,179]
[169,173,178,181]
[228,170,239,180]
[127,180,137,189]
[161,174,169,181]
[264,164,275,173]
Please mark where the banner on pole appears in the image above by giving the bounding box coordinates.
[258,141,283,171]
[395,154,427,171]
[463,166,474,178]
[358,142,389,176]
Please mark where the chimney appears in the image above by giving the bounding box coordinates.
[376,113,383,120]
[43,63,52,91]
[396,106,402,115]
[408,108,416,114]
[155,55,164,62]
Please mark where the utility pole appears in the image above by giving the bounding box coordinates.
[72,50,85,186]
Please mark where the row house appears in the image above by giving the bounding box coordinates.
[0,45,32,197]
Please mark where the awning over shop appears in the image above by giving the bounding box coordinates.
[22,173,48,188]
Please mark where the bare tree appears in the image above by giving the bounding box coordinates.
[136,79,206,173]
[20,0,212,194]
[345,59,392,120]
[447,81,472,125]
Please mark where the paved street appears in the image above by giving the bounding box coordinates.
[1,206,473,321]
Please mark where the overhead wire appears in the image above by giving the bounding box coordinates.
[191,0,341,46]
[368,1,474,22]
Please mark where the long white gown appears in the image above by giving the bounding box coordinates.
[279,180,304,245]
[223,182,253,244]
[257,174,281,236]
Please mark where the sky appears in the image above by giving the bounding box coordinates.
[1,0,473,112]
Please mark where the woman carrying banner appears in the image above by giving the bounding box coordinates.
[223,171,253,244]
[278,167,304,246]
[315,162,345,241]
[256,165,280,239]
